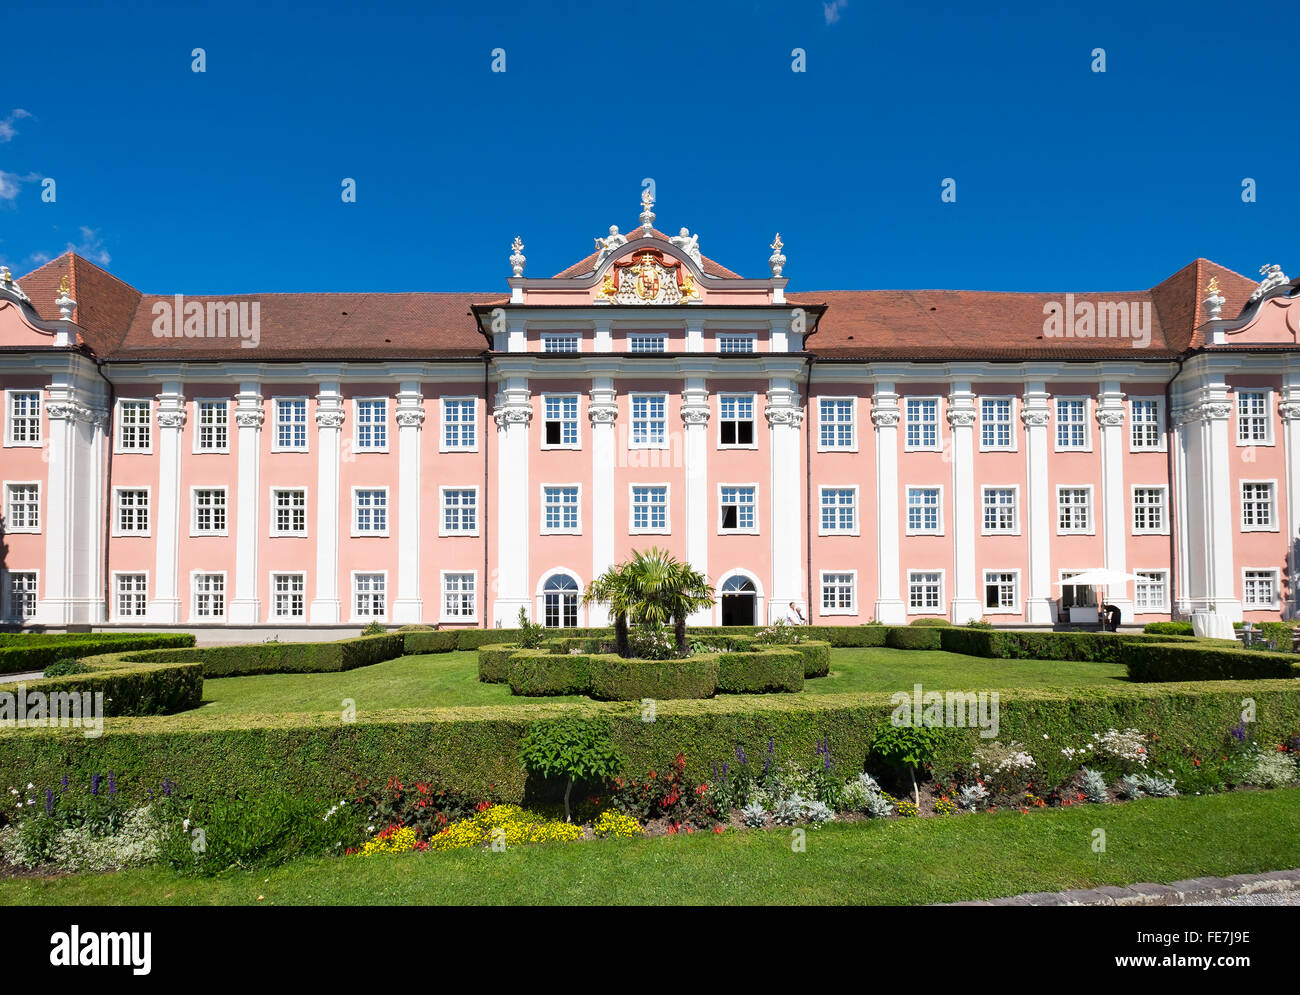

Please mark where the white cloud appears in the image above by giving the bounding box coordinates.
[824,0,847,25]
[0,109,32,143]
[0,170,39,201]
[66,227,111,267]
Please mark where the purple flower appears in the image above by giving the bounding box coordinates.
[712,762,718,781]
[736,746,747,766]
[91,774,101,795]
[60,775,68,790]
[45,789,54,815]
[108,772,116,796]
[1230,723,1247,742]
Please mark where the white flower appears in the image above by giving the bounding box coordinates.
[26,783,33,789]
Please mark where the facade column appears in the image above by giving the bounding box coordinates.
[947,382,982,622]
[588,376,618,625]
[681,377,711,623]
[147,382,185,623]
[1022,383,1055,623]
[766,377,804,622]
[493,376,531,624]
[1179,384,1240,634]
[392,383,425,623]
[1097,382,1132,621]
[1280,375,1300,619]
[684,317,704,353]
[228,384,263,623]
[309,381,344,623]
[872,382,906,623]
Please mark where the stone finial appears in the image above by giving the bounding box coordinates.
[55,275,76,322]
[769,234,786,278]
[1203,275,1225,321]
[1249,263,1290,303]
[509,237,526,277]
[639,188,655,231]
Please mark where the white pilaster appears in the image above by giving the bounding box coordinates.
[766,377,804,622]
[1022,383,1054,623]
[681,378,711,623]
[593,318,613,354]
[1097,382,1132,621]
[768,316,790,354]
[392,383,425,623]
[685,318,704,354]
[228,384,263,623]
[1281,379,1300,619]
[872,383,906,623]
[309,381,343,623]
[146,382,185,623]
[493,377,531,624]
[948,383,982,623]
[588,377,618,625]
[1179,383,1241,634]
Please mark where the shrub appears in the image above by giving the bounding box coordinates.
[957,782,989,811]
[715,649,803,694]
[519,718,623,821]
[1079,768,1110,803]
[886,626,942,651]
[42,658,90,678]
[788,640,831,678]
[0,633,196,675]
[741,801,766,827]
[1143,621,1195,636]
[22,660,204,717]
[402,630,459,655]
[908,618,953,628]
[515,607,547,649]
[356,775,492,840]
[184,633,405,677]
[1244,751,1299,788]
[1125,642,1296,682]
[477,644,518,684]
[870,723,949,806]
[507,652,592,696]
[360,620,387,637]
[842,772,894,817]
[587,655,717,701]
[970,740,1038,796]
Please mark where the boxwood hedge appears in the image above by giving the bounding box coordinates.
[715,649,804,693]
[587,656,718,701]
[507,652,591,696]
[0,633,197,675]
[1125,641,1298,682]
[13,655,203,717]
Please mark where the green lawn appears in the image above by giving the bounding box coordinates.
[2,789,1295,906]
[189,647,1123,718]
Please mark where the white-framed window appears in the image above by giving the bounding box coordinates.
[194,399,230,453]
[441,397,477,451]
[441,571,477,622]
[114,488,151,535]
[191,487,228,535]
[718,333,756,354]
[1134,570,1169,612]
[3,482,40,533]
[904,397,941,450]
[979,397,1015,450]
[981,486,1018,534]
[1054,397,1089,451]
[4,570,38,620]
[353,572,387,620]
[1057,486,1093,534]
[272,397,308,452]
[819,486,858,535]
[906,485,943,534]
[818,397,855,451]
[542,332,580,353]
[1130,398,1164,451]
[352,487,389,536]
[4,390,41,446]
[191,572,226,620]
[1236,389,1273,446]
[1243,568,1280,609]
[440,487,478,536]
[629,333,666,354]
[271,488,307,536]
[116,399,152,452]
[820,571,856,615]
[541,572,580,628]
[114,572,148,618]
[542,394,580,448]
[1132,486,1167,534]
[630,393,667,448]
[354,398,388,452]
[271,572,305,619]
[719,484,758,533]
[983,570,1019,612]
[1059,570,1097,610]
[541,484,581,534]
[630,484,669,534]
[1241,480,1277,531]
[907,570,944,613]
[719,393,756,447]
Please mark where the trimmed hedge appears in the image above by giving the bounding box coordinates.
[14,655,203,717]
[402,630,460,655]
[477,644,517,684]
[936,628,1208,663]
[886,627,943,650]
[1125,642,1298,682]
[587,656,718,701]
[1143,621,1196,636]
[908,618,954,627]
[5,680,1299,806]
[787,640,831,677]
[0,633,196,675]
[507,652,591,696]
[715,649,804,693]
[192,634,405,677]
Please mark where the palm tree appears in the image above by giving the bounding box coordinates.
[584,548,715,656]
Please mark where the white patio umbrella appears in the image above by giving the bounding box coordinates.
[1052,568,1139,588]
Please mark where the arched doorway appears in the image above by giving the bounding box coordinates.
[541,572,580,628]
[720,574,757,626]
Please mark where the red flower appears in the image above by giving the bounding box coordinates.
[712,825,724,835]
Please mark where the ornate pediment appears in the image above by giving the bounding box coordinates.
[596,249,700,306]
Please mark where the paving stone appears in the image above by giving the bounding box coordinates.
[1124,883,1182,905]
[1060,888,1112,905]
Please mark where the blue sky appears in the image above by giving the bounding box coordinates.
[0,1,1293,296]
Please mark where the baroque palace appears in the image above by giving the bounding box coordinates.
[1,196,1298,635]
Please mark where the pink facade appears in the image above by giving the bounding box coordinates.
[1,235,1298,633]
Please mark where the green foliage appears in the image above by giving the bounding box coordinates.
[715,649,804,693]
[908,618,954,628]
[22,661,204,716]
[587,655,718,700]
[519,718,623,820]
[42,658,91,678]
[507,652,591,696]
[1143,621,1195,636]
[583,548,714,655]
[476,643,518,683]
[401,630,460,654]
[886,627,943,650]
[1126,642,1297,682]
[167,633,405,677]
[359,620,387,637]
[0,633,196,675]
[515,607,548,649]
